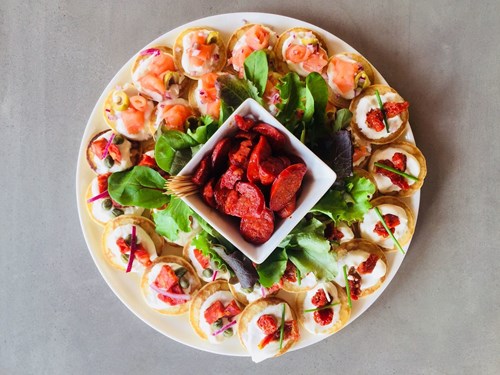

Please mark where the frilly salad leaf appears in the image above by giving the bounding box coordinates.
[108,166,168,209]
[152,196,192,241]
[191,231,229,274]
[311,174,376,225]
[257,218,337,287]
[187,115,218,144]
[276,72,306,132]
[212,246,259,289]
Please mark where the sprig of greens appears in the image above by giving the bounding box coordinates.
[304,301,340,313]
[374,162,419,181]
[375,89,389,132]
[374,206,406,254]
[343,265,352,308]
[279,304,286,350]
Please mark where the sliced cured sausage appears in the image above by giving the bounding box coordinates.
[269,163,307,211]
[240,208,275,244]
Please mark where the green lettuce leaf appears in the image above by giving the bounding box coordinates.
[187,115,218,144]
[216,75,263,108]
[244,50,268,97]
[276,72,306,131]
[152,196,192,241]
[108,166,168,209]
[256,247,288,288]
[191,231,229,273]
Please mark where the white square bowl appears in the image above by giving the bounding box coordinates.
[178,98,337,264]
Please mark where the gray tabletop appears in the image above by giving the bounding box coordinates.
[1,1,499,374]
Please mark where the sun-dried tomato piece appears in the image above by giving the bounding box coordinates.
[223,300,242,318]
[313,308,334,326]
[257,314,278,335]
[366,108,385,132]
[282,261,297,283]
[154,264,179,291]
[257,320,299,349]
[347,266,362,300]
[357,253,380,274]
[383,101,409,118]
[193,249,210,269]
[373,213,401,238]
[392,152,407,172]
[138,154,157,168]
[375,159,410,190]
[97,173,111,193]
[158,284,185,306]
[311,288,328,307]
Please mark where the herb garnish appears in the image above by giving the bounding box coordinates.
[375,89,389,132]
[374,162,419,181]
[343,265,352,308]
[279,304,286,349]
[374,206,406,254]
[304,301,340,313]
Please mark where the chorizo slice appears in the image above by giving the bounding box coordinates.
[219,165,244,190]
[229,139,253,169]
[192,155,212,186]
[227,182,265,218]
[240,208,275,245]
[269,163,307,211]
[259,157,288,186]
[234,114,256,131]
[252,123,287,148]
[276,195,296,219]
[247,135,271,183]
[211,137,232,172]
[202,178,216,208]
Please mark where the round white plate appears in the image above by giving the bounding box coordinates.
[76,12,419,356]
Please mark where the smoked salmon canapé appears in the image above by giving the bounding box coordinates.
[102,215,165,273]
[150,98,195,136]
[189,280,244,343]
[85,173,144,226]
[141,255,201,315]
[367,141,427,197]
[352,134,372,168]
[358,197,415,251]
[103,83,155,141]
[333,239,387,300]
[238,297,300,363]
[86,129,141,174]
[275,27,329,77]
[227,24,278,77]
[188,72,225,120]
[183,240,230,283]
[326,52,375,108]
[132,46,188,103]
[295,282,351,335]
[173,27,226,80]
[350,84,409,145]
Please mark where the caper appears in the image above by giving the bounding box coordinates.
[111,90,130,111]
[202,268,213,278]
[242,287,253,294]
[101,199,113,211]
[113,134,124,145]
[121,253,129,263]
[124,234,132,246]
[228,276,239,285]
[163,71,181,89]
[179,277,190,289]
[211,319,223,330]
[223,328,233,337]
[206,31,219,44]
[175,267,187,278]
[103,155,114,168]
[112,208,124,217]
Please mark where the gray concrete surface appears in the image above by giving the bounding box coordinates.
[1,0,499,374]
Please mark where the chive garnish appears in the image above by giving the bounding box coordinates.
[343,265,352,308]
[296,267,301,286]
[279,304,286,350]
[304,301,340,313]
[374,206,406,255]
[374,162,419,181]
[375,89,390,132]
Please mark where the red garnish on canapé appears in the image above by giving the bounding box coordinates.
[282,261,297,283]
[116,237,152,267]
[193,249,210,269]
[373,213,401,238]
[366,101,409,132]
[310,288,334,326]
[375,152,410,190]
[357,254,380,274]
[204,299,242,324]
[324,223,345,242]
[91,138,122,162]
[347,267,362,300]
[257,319,300,349]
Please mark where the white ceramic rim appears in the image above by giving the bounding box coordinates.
[76,12,420,357]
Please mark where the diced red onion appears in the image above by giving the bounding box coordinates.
[199,90,206,96]
[211,270,218,282]
[213,54,220,61]
[125,225,137,273]
[105,109,111,113]
[102,133,115,160]
[86,190,110,203]
[212,320,237,336]
[261,287,267,297]
[149,284,191,300]
[140,48,160,56]
[106,114,117,121]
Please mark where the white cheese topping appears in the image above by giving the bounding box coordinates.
[144,262,197,309]
[242,303,293,363]
[336,222,355,244]
[287,271,318,289]
[89,177,143,223]
[231,282,265,304]
[301,283,341,334]
[359,204,410,249]
[355,92,404,140]
[92,132,133,174]
[105,224,157,273]
[369,147,420,193]
[199,291,238,344]
[181,30,220,77]
[334,250,386,290]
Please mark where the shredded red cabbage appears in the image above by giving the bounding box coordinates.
[86,190,110,203]
[149,284,191,300]
[212,320,237,336]
[140,48,160,56]
[125,225,137,273]
[211,270,218,282]
[102,133,115,160]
